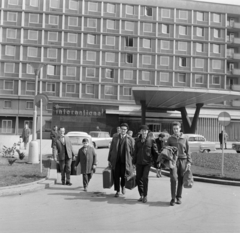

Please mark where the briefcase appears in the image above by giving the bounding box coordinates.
[103,166,113,189]
[125,175,137,190]
[71,160,81,175]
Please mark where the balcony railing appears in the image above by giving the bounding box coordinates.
[232,69,240,75]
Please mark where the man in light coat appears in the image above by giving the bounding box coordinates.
[21,123,31,150]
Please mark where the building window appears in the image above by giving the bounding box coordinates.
[107,20,115,29]
[212,60,221,69]
[106,36,115,46]
[28,47,38,57]
[27,64,34,74]
[28,30,38,40]
[87,51,96,61]
[213,29,220,38]
[66,66,76,76]
[106,52,115,62]
[106,69,114,79]
[197,27,204,37]
[47,48,57,59]
[69,0,78,10]
[179,57,187,67]
[195,58,204,68]
[178,41,187,51]
[6,29,17,39]
[213,13,221,23]
[126,5,134,15]
[2,120,12,133]
[26,101,34,109]
[4,101,12,108]
[48,32,58,42]
[197,12,204,21]
[5,45,16,56]
[143,23,152,32]
[161,40,170,50]
[145,7,153,16]
[162,24,169,34]
[87,34,96,44]
[179,10,188,19]
[123,87,132,96]
[213,44,220,53]
[87,18,97,28]
[142,55,151,65]
[30,0,39,7]
[47,65,55,75]
[179,26,187,35]
[160,72,169,82]
[4,63,15,73]
[4,81,14,90]
[7,12,17,22]
[160,56,169,66]
[46,83,56,92]
[105,85,114,95]
[67,50,77,60]
[68,17,78,26]
[86,84,94,94]
[212,76,220,85]
[125,21,134,31]
[50,0,60,9]
[142,71,150,81]
[195,74,204,84]
[126,37,133,47]
[46,103,53,111]
[161,8,170,18]
[107,3,115,13]
[66,84,76,93]
[88,2,98,12]
[9,0,18,5]
[29,14,39,23]
[126,54,133,63]
[178,73,186,83]
[68,33,77,43]
[124,70,133,80]
[86,68,95,78]
[196,43,203,52]
[143,39,151,48]
[49,15,59,25]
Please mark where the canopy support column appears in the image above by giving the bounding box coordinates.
[140,100,146,125]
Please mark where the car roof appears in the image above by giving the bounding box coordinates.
[89,131,109,133]
[66,131,90,136]
[184,134,204,137]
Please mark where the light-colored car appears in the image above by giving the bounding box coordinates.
[66,131,93,156]
[232,142,240,153]
[185,134,216,153]
[89,131,112,149]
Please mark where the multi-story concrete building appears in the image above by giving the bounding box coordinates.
[1,0,240,140]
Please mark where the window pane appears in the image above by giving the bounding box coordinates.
[196,43,203,52]
[9,0,18,5]
[28,30,38,40]
[86,68,95,78]
[178,41,187,51]
[4,81,14,90]
[49,15,59,25]
[86,85,94,94]
[179,10,188,19]
[160,72,169,82]
[142,71,150,81]
[143,23,152,32]
[30,0,39,7]
[27,64,34,74]
[107,20,115,29]
[66,84,75,93]
[48,32,58,41]
[47,83,56,92]
[29,14,39,23]
[28,47,38,57]
[160,56,169,66]
[212,60,221,69]
[50,0,60,8]
[126,37,133,47]
[69,0,78,10]
[48,48,57,58]
[195,59,204,68]
[88,18,97,28]
[5,45,15,56]
[162,9,170,18]
[7,29,17,39]
[179,57,187,67]
[66,67,76,76]
[161,40,170,50]
[145,7,153,17]
[213,44,220,53]
[213,13,220,23]
[126,5,134,15]
[106,52,115,62]
[212,76,220,84]
[179,74,186,82]
[143,55,151,65]
[4,101,12,108]
[106,36,115,46]
[67,50,77,60]
[7,12,17,22]
[197,12,204,21]
[5,63,15,73]
[162,24,169,34]
[107,3,115,13]
[195,75,203,84]
[126,54,133,63]
[105,86,114,95]
[26,102,34,109]
[124,70,133,80]
[214,29,220,38]
[179,26,187,35]
[197,27,204,37]
[88,2,97,11]
[123,87,132,96]
[143,39,151,48]
[87,51,96,61]
[106,69,114,79]
[69,17,78,26]
[125,21,134,31]
[47,65,55,75]
[68,33,77,43]
[87,34,96,44]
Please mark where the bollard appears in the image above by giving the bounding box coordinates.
[28,140,39,164]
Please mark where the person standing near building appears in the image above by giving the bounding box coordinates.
[54,127,75,186]
[21,123,31,150]
[155,133,165,178]
[112,126,121,137]
[50,125,59,158]
[133,125,159,203]
[108,123,135,197]
[166,121,192,206]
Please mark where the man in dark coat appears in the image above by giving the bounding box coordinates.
[54,127,75,185]
[108,123,135,197]
[133,125,159,203]
[21,123,31,150]
[50,125,59,158]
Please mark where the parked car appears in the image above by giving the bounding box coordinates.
[232,142,240,153]
[89,131,112,149]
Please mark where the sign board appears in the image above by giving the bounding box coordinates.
[218,112,231,127]
[34,93,49,108]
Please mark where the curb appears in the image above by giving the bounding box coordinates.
[150,167,240,186]
[0,159,57,197]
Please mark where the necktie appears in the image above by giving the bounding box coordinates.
[61,136,65,144]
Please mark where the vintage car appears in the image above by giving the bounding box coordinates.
[232,142,240,153]
[89,131,112,149]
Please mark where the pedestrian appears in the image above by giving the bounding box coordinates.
[108,123,135,197]
[21,123,31,150]
[54,127,75,186]
[75,138,97,191]
[113,126,121,137]
[155,133,165,178]
[50,125,59,159]
[96,126,101,131]
[127,130,133,137]
[224,132,228,149]
[133,125,159,203]
[166,121,192,206]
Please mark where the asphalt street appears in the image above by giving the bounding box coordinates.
[0,148,240,233]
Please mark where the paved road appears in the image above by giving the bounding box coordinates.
[0,148,240,233]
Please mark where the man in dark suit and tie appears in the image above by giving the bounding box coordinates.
[54,127,75,185]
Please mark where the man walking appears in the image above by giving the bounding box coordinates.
[108,123,135,197]
[133,125,159,203]
[54,127,75,185]
[50,125,59,159]
[21,123,31,150]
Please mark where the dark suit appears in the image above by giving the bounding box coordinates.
[55,135,74,183]
[50,130,59,148]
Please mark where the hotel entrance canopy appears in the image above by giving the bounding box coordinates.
[132,87,240,133]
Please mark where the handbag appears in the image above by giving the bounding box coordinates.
[183,169,194,188]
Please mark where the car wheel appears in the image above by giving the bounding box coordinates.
[237,151,240,153]
[93,142,98,149]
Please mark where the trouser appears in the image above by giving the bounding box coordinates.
[114,160,126,192]
[59,158,72,183]
[82,172,93,188]
[52,146,56,159]
[136,164,151,197]
[169,159,187,199]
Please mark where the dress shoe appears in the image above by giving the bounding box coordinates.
[176,198,182,204]
[142,196,147,203]
[137,196,143,202]
[62,181,65,185]
[170,199,175,206]
[83,187,87,192]
[114,192,119,197]
[66,181,72,186]
[121,187,126,195]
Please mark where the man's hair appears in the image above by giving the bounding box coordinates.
[53,125,58,128]
[82,138,89,143]
[172,121,181,127]
[59,126,65,130]
[159,133,165,138]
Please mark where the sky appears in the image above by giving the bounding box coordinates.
[189,0,240,5]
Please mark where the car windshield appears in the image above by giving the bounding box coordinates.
[89,132,99,137]
[68,136,90,145]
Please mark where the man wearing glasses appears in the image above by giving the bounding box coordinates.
[108,123,135,197]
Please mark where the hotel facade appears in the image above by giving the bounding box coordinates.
[1,0,240,140]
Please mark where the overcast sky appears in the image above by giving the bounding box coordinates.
[190,0,240,5]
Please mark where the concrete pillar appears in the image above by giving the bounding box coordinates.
[140,100,146,125]
[15,116,19,135]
